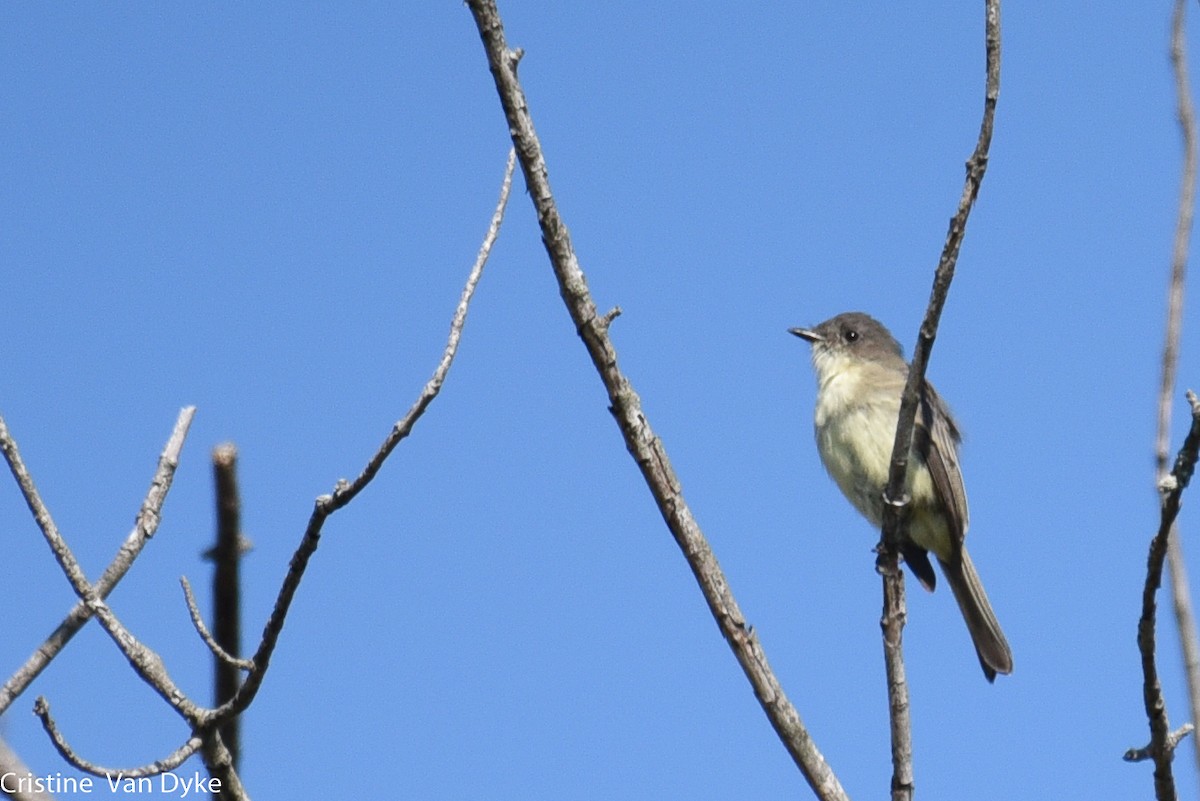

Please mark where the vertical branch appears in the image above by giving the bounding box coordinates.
[1135,393,1200,801]
[1158,0,1200,780]
[1158,0,1196,479]
[1134,4,1199,796]
[879,0,1002,546]
[1165,534,1200,771]
[877,2,1001,799]
[1138,519,1179,801]
[881,569,912,799]
[208,443,245,771]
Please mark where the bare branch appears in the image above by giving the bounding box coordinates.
[1155,0,1200,783]
[0,737,59,801]
[879,0,1001,552]
[198,733,244,800]
[4,124,514,801]
[20,150,514,796]
[1127,723,1197,763]
[80,594,206,720]
[1157,0,1196,479]
[33,697,202,779]
[599,306,622,330]
[466,4,847,799]
[0,417,205,722]
[1165,533,1200,764]
[1137,391,1200,801]
[207,442,247,770]
[333,145,516,511]
[180,577,254,671]
[879,558,913,799]
[2,407,236,788]
[876,2,1001,797]
[0,407,195,715]
[212,147,517,727]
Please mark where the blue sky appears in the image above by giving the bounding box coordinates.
[2,4,1199,800]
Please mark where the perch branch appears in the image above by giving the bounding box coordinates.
[1157,0,1200,783]
[876,2,1001,798]
[1136,391,1200,801]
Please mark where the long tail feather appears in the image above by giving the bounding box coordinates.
[939,548,1013,682]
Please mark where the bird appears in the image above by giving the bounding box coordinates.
[790,311,1012,681]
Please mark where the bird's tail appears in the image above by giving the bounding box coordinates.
[939,548,1013,682]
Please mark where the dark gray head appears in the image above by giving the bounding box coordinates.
[789,312,905,369]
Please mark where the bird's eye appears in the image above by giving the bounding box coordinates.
[845,330,859,343]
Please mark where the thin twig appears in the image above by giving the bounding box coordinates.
[1158,0,1196,480]
[465,4,848,800]
[0,407,195,715]
[1136,391,1200,801]
[876,2,1001,798]
[1126,723,1196,763]
[1157,0,1200,784]
[33,697,202,778]
[210,146,517,729]
[330,146,517,511]
[181,577,254,671]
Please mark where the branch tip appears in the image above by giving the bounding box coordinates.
[180,577,254,671]
[217,142,518,732]
[1125,723,1196,762]
[600,306,622,329]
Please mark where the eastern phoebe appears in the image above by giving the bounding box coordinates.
[790,312,1013,681]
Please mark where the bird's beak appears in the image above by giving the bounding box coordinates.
[789,327,822,343]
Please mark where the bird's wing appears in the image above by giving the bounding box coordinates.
[915,382,969,546]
